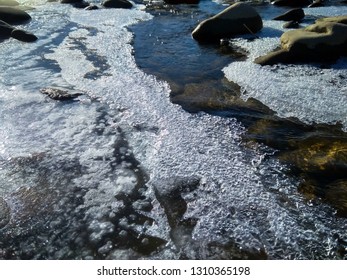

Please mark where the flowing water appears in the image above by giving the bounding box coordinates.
[0,0,346,259]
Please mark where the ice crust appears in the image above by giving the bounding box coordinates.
[223,6,347,130]
[0,4,346,259]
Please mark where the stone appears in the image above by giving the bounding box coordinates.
[255,20,347,65]
[102,0,133,9]
[0,197,11,228]
[192,3,263,43]
[316,15,347,25]
[0,6,31,24]
[84,4,99,10]
[40,87,84,101]
[60,0,83,3]
[271,0,311,7]
[11,29,37,42]
[0,0,19,6]
[283,20,300,28]
[273,8,305,22]
[281,21,347,57]
[163,0,200,4]
[254,49,293,65]
[0,19,13,39]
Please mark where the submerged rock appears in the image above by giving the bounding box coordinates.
[0,197,11,228]
[273,8,305,22]
[0,6,31,24]
[102,0,133,9]
[192,3,263,43]
[278,139,347,178]
[255,18,347,65]
[40,87,84,101]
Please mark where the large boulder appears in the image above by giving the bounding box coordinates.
[271,0,311,7]
[273,8,305,22]
[0,0,19,6]
[163,0,200,4]
[281,22,347,57]
[102,0,133,9]
[192,3,263,43]
[255,18,347,65]
[0,6,31,24]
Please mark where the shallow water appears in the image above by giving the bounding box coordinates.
[0,1,346,259]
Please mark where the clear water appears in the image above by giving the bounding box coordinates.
[0,1,346,259]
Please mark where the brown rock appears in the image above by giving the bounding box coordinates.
[192,3,263,43]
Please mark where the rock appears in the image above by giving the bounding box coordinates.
[316,15,347,25]
[254,49,293,65]
[192,3,263,43]
[255,20,347,65]
[0,19,13,39]
[163,0,200,4]
[84,4,99,10]
[60,0,83,3]
[281,22,347,57]
[273,8,305,22]
[283,20,300,28]
[0,0,19,6]
[271,0,311,7]
[102,0,133,9]
[40,87,84,101]
[0,6,31,24]
[11,29,37,42]
[0,197,11,228]
[72,1,90,8]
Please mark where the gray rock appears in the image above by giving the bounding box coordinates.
[84,4,99,10]
[192,3,263,43]
[273,8,305,22]
[0,0,19,6]
[271,0,311,7]
[283,20,300,29]
[0,6,31,24]
[102,0,133,9]
[40,87,84,101]
[11,29,37,42]
[0,19,13,39]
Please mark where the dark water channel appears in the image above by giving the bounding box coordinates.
[131,1,347,219]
